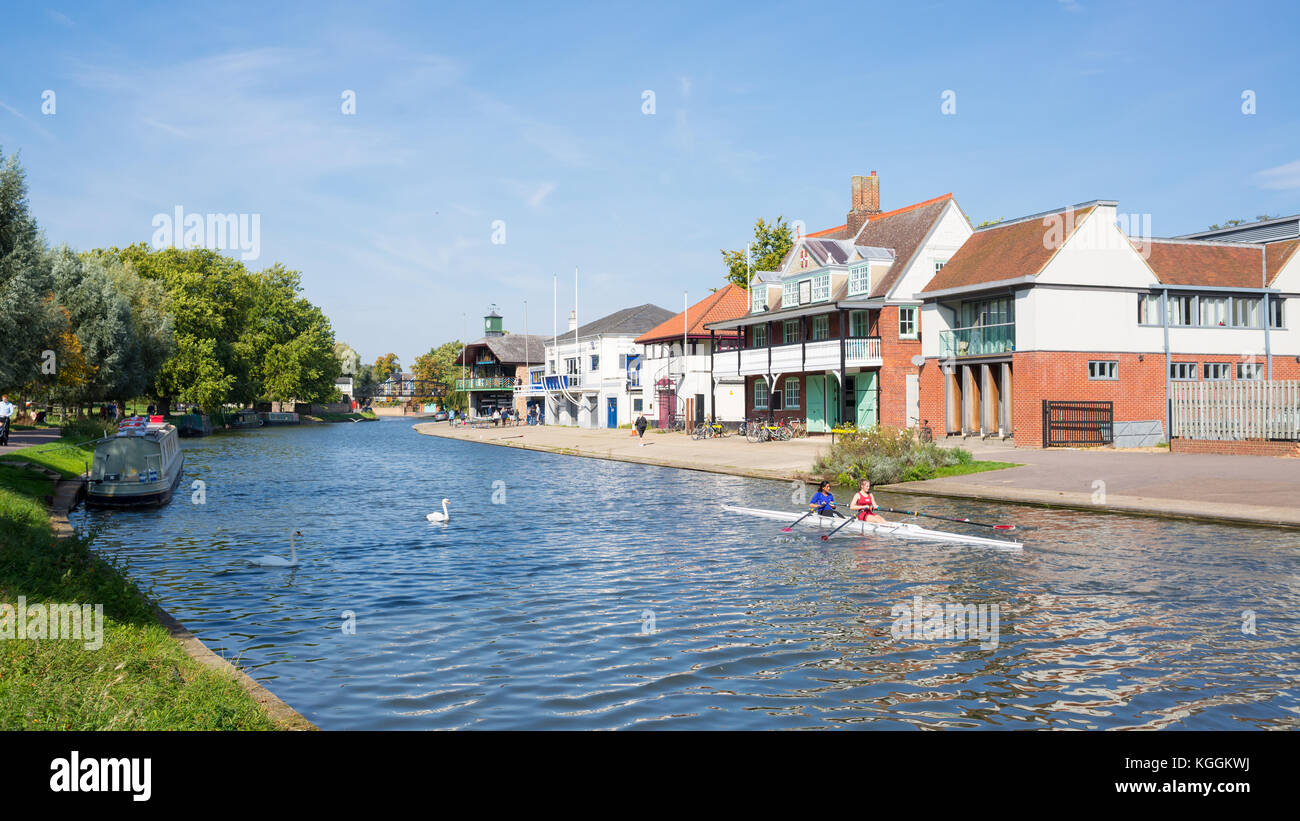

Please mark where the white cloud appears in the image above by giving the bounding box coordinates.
[1255,160,1300,190]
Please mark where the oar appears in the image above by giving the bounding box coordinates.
[821,511,860,541]
[875,507,1016,531]
[781,509,820,532]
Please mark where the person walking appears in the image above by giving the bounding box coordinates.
[0,394,14,446]
[635,412,648,446]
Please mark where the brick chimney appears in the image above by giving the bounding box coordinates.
[846,171,881,236]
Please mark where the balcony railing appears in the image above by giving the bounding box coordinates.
[455,376,517,391]
[939,322,1015,358]
[714,337,883,377]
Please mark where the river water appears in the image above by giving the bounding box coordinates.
[74,419,1300,729]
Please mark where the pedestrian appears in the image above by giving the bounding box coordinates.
[635,412,648,446]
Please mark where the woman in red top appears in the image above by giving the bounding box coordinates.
[849,478,888,524]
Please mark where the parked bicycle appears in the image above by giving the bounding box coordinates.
[691,422,728,440]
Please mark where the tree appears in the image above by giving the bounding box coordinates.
[49,247,136,404]
[373,353,401,378]
[412,340,464,411]
[720,217,794,289]
[353,363,379,404]
[0,147,59,392]
[241,263,341,404]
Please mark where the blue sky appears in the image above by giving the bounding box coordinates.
[2,0,1297,366]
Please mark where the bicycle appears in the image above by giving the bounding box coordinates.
[745,420,771,443]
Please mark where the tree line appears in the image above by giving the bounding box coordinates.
[0,147,342,415]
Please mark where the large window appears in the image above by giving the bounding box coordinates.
[811,273,830,302]
[565,358,578,375]
[849,265,870,296]
[1199,296,1227,327]
[1088,360,1118,380]
[898,306,918,339]
[1237,362,1265,380]
[1269,298,1285,329]
[783,319,801,345]
[960,297,1013,327]
[782,281,798,308]
[752,324,768,348]
[753,380,769,410]
[850,310,870,338]
[811,315,830,340]
[1170,362,1197,380]
[1138,293,1162,325]
[1140,291,1278,329]
[784,378,800,409]
[752,287,767,313]
[1167,294,1194,326]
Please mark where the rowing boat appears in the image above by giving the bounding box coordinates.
[723,505,1023,551]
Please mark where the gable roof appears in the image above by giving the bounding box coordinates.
[574,303,675,338]
[1140,237,1298,289]
[922,203,1097,293]
[457,334,550,365]
[635,284,748,343]
[851,194,955,297]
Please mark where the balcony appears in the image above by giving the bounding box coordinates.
[455,376,517,391]
[714,337,883,377]
[939,322,1015,358]
[530,374,584,391]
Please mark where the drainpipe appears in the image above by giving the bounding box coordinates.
[1161,287,1171,443]
[710,329,716,424]
[1263,252,1273,379]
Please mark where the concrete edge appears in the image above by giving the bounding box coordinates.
[44,476,318,731]
[414,424,1300,532]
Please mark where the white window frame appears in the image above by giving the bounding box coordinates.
[798,279,812,304]
[898,305,918,339]
[753,380,769,410]
[811,273,830,302]
[850,310,870,338]
[848,265,870,296]
[1088,360,1118,380]
[811,315,830,341]
[784,377,800,409]
[752,287,767,313]
[782,281,798,308]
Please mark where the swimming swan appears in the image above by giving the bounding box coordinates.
[426,499,450,523]
[251,531,302,567]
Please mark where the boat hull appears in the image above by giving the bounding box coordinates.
[724,505,1022,550]
[87,453,185,508]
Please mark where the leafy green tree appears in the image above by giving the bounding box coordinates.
[720,217,794,289]
[353,363,379,403]
[373,353,401,377]
[412,340,464,411]
[246,264,341,404]
[49,247,136,404]
[0,147,59,392]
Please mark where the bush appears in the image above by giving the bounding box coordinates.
[59,417,115,443]
[813,425,972,485]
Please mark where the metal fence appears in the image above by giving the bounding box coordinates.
[1171,380,1300,441]
[1042,400,1113,447]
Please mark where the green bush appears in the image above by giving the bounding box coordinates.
[813,425,973,485]
[59,417,115,443]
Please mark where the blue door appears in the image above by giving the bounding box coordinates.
[607,397,618,428]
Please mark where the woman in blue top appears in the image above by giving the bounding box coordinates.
[808,481,837,517]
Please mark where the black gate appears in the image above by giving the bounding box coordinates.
[1042,400,1113,447]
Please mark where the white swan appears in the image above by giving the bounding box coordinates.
[426,499,450,523]
[251,531,302,567]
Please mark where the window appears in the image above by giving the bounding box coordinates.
[1088,360,1118,380]
[960,297,1014,327]
[850,310,870,338]
[1203,362,1230,380]
[1199,296,1227,327]
[935,259,948,273]
[547,359,555,374]
[798,279,812,304]
[782,281,798,308]
[1237,362,1264,380]
[784,378,800,409]
[811,273,830,302]
[753,380,769,410]
[1232,297,1261,328]
[849,265,870,296]
[1170,362,1197,380]
[590,355,599,371]
[619,354,629,369]
[565,358,578,375]
[898,306,918,339]
[1269,298,1285,329]
[1138,293,1162,325]
[752,324,768,348]
[811,315,830,340]
[633,398,643,412]
[752,287,767,313]
[1167,294,1194,326]
[783,319,801,345]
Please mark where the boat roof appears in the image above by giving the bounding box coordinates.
[112,416,175,440]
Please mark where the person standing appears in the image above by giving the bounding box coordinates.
[635,412,648,445]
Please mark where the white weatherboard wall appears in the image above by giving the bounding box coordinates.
[888,200,973,300]
[544,333,643,428]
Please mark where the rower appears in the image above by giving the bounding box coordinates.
[808,480,838,517]
[849,478,888,524]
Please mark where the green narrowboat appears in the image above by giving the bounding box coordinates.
[230,409,263,429]
[86,417,185,508]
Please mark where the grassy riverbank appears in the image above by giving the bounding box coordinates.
[0,442,277,730]
[815,427,1019,485]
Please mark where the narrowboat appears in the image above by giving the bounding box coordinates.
[259,411,300,425]
[86,416,185,508]
[177,412,213,438]
[230,409,263,429]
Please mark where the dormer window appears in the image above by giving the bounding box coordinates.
[752,287,767,313]
[848,265,870,296]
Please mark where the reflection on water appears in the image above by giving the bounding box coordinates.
[74,419,1300,729]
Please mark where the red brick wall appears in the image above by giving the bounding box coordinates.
[745,375,806,423]
[1171,439,1300,457]
[918,351,1300,446]
[877,305,922,428]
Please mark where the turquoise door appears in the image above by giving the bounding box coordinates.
[855,371,878,428]
[806,375,840,433]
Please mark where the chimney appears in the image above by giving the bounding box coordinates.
[568,309,577,332]
[846,171,881,236]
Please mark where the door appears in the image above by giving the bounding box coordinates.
[855,371,878,428]
[694,394,705,425]
[905,374,920,427]
[806,375,828,433]
[607,397,618,428]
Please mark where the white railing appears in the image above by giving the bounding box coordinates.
[804,339,841,370]
[718,338,884,376]
[845,337,882,364]
[770,345,801,373]
[1171,379,1300,440]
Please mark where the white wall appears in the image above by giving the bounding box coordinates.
[1036,204,1153,289]
[889,200,973,300]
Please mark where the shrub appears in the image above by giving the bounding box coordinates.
[59,417,115,443]
[813,425,972,485]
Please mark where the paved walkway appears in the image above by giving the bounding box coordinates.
[0,426,60,456]
[413,423,1300,529]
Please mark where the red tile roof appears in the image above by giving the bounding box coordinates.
[635,283,748,343]
[1266,239,1299,283]
[807,224,847,238]
[855,195,955,297]
[1140,240,1269,288]
[922,205,1095,292]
